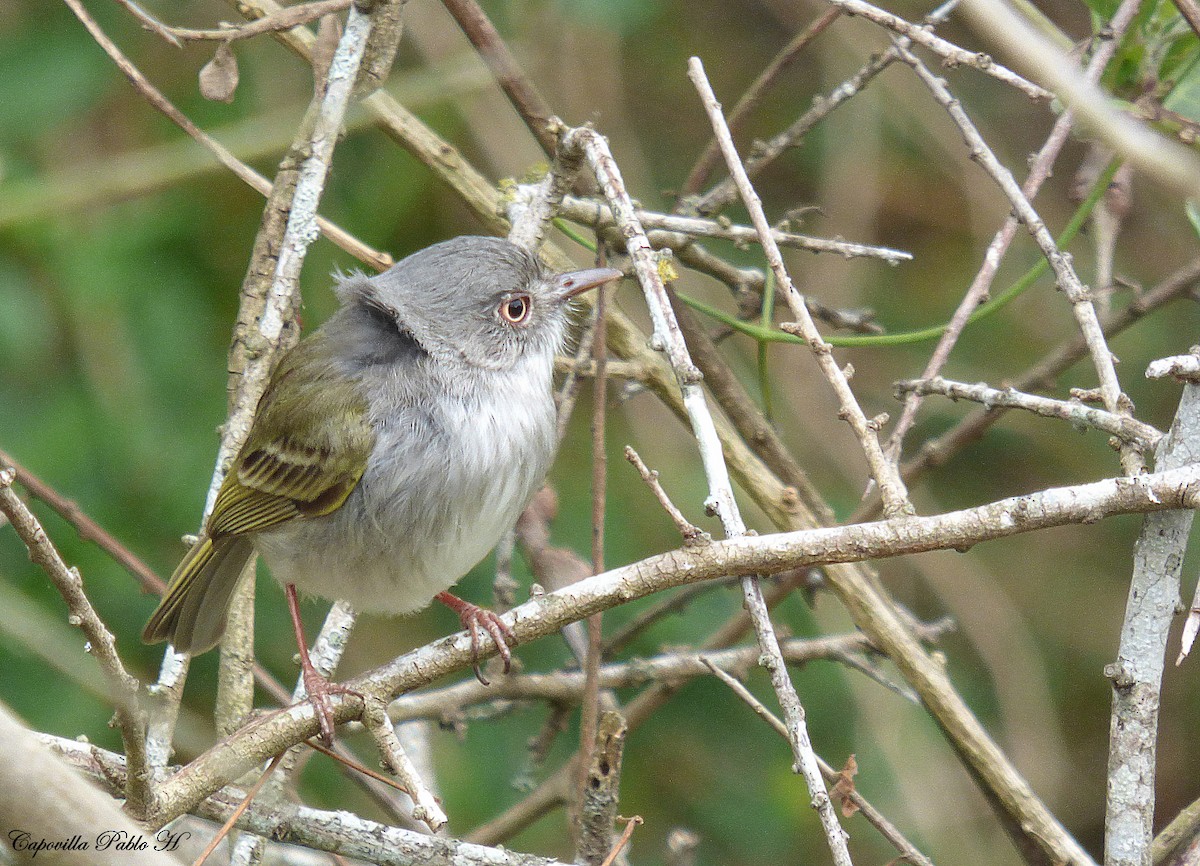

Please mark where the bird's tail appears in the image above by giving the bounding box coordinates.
[142,535,256,655]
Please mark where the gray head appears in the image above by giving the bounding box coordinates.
[333,236,621,371]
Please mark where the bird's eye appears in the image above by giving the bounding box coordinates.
[499,294,532,325]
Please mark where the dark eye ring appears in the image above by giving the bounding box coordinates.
[499,294,532,324]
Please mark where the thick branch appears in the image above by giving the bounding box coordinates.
[143,463,1200,827]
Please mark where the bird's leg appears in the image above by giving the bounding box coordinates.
[286,583,359,745]
[435,591,514,685]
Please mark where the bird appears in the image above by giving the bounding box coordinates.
[144,235,622,743]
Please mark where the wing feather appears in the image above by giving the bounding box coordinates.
[207,334,376,539]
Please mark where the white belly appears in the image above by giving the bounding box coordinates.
[255,355,556,615]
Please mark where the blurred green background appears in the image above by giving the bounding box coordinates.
[2,0,1199,864]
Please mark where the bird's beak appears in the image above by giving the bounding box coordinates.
[553,266,624,300]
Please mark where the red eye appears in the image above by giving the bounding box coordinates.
[499,294,531,324]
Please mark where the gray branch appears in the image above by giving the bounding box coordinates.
[1104,376,1200,866]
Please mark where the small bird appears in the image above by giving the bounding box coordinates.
[144,236,622,742]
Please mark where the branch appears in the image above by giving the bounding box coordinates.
[702,659,934,866]
[440,0,556,155]
[562,121,855,866]
[559,194,912,262]
[825,0,1052,100]
[141,463,1200,829]
[41,734,572,866]
[119,0,352,44]
[960,0,1200,198]
[0,708,176,866]
[680,7,843,196]
[883,0,1144,457]
[896,44,1142,476]
[689,55,912,517]
[0,467,150,815]
[895,377,1162,451]
[1104,370,1200,866]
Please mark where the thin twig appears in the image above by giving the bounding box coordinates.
[67,0,391,270]
[701,658,935,866]
[598,816,642,866]
[0,446,165,593]
[392,624,953,722]
[562,121,855,866]
[121,0,352,44]
[440,0,556,155]
[624,446,710,544]
[362,698,448,831]
[689,55,911,517]
[680,7,843,197]
[0,467,151,816]
[691,0,953,215]
[876,256,1200,520]
[883,0,1144,459]
[191,752,285,866]
[896,44,1142,477]
[561,194,912,263]
[829,0,1052,99]
[895,377,1162,451]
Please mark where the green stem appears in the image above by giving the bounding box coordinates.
[758,269,776,420]
[678,158,1123,348]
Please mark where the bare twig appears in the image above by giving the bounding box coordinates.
[960,0,1200,198]
[689,55,911,517]
[702,658,935,866]
[680,7,843,196]
[826,0,1052,99]
[883,0,1144,458]
[441,0,556,154]
[895,377,1162,451]
[692,0,958,216]
[0,446,165,594]
[126,0,353,44]
[392,625,953,722]
[362,698,448,831]
[896,44,1142,477]
[144,450,1200,829]
[598,816,642,866]
[67,0,390,272]
[624,446,710,544]
[559,195,912,262]
[562,119,855,866]
[191,752,285,866]
[882,257,1200,517]
[0,467,150,815]
[45,734,575,866]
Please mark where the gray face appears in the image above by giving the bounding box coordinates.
[335,236,568,371]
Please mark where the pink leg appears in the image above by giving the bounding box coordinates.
[287,584,360,745]
[435,591,514,685]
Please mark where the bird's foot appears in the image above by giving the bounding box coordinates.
[435,591,514,685]
[300,662,361,746]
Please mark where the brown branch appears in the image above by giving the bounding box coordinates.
[440,0,557,155]
[0,467,150,815]
[119,0,352,45]
[680,7,842,197]
[0,446,165,594]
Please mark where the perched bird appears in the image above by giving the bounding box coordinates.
[144,235,622,742]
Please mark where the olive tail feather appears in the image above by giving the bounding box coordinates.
[142,536,256,655]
